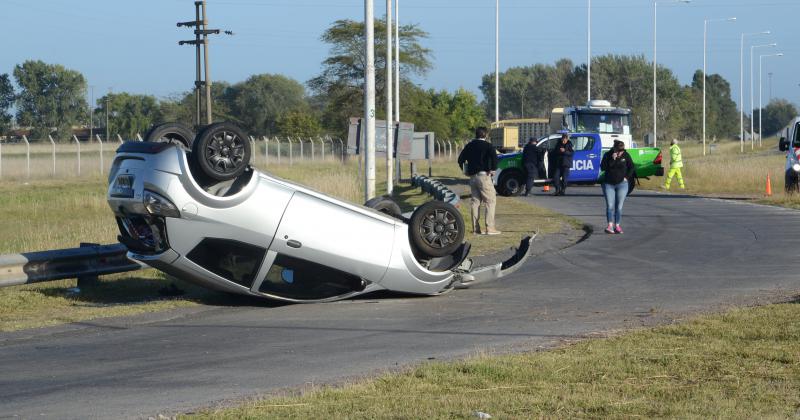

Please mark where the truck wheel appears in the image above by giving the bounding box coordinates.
[364,196,402,219]
[409,201,465,258]
[144,122,195,150]
[192,122,252,181]
[498,170,525,196]
[785,170,799,194]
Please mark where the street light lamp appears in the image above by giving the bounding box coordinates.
[740,30,770,152]
[750,43,776,149]
[703,16,736,156]
[759,52,783,146]
[653,0,690,148]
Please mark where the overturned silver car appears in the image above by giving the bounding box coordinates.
[107,122,532,302]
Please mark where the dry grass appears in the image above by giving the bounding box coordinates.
[189,300,800,419]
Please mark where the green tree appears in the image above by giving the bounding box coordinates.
[158,81,236,129]
[13,60,87,140]
[0,74,14,135]
[309,18,432,135]
[447,88,486,140]
[228,74,309,136]
[276,110,322,138]
[95,93,161,139]
[756,99,798,136]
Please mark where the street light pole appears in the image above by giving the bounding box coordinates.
[386,0,393,195]
[759,53,783,146]
[364,0,376,200]
[750,43,776,150]
[495,0,499,123]
[394,0,399,123]
[740,31,770,152]
[703,17,736,156]
[653,0,690,148]
[587,0,591,102]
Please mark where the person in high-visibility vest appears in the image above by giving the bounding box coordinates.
[663,139,685,189]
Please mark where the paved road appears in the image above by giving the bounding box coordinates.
[2,188,799,419]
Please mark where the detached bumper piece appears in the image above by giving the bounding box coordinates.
[452,234,535,289]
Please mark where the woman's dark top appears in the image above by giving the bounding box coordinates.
[600,149,635,185]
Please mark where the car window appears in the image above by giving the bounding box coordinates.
[794,123,800,148]
[571,136,595,151]
[538,138,558,151]
[186,238,265,289]
[259,254,366,300]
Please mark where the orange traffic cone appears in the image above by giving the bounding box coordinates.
[542,184,550,192]
[766,173,772,196]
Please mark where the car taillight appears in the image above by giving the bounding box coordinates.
[653,151,663,165]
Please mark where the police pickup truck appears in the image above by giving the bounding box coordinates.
[493,132,664,196]
[778,116,800,193]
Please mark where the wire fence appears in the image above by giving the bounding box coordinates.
[0,134,465,181]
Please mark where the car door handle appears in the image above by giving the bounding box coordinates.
[287,239,302,249]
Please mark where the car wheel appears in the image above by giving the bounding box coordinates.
[364,196,403,219]
[192,122,252,181]
[409,201,465,258]
[144,122,195,150]
[785,169,799,194]
[498,170,524,196]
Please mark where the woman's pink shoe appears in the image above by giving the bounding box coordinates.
[605,226,615,234]
[614,226,623,234]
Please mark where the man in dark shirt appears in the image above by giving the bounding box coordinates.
[521,137,543,196]
[552,133,574,196]
[458,127,500,235]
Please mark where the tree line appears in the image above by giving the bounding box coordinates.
[0,19,795,143]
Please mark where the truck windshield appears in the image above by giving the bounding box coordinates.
[576,112,630,135]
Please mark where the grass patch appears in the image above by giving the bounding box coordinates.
[1,159,577,332]
[190,300,800,419]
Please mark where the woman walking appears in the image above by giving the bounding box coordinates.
[600,140,635,234]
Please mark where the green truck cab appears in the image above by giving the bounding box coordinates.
[493,132,664,196]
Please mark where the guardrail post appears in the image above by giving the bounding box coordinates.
[337,138,344,162]
[73,135,81,176]
[75,242,100,290]
[22,135,30,178]
[96,134,104,175]
[116,134,124,144]
[48,135,57,176]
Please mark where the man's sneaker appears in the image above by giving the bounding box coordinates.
[614,226,624,234]
[485,229,502,235]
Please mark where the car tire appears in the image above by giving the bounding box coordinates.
[364,196,402,218]
[785,169,799,194]
[409,201,465,258]
[192,122,252,181]
[497,170,525,196]
[144,122,195,150]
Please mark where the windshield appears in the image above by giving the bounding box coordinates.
[576,112,630,135]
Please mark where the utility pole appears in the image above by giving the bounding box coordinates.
[364,0,376,200]
[386,0,393,195]
[495,0,499,123]
[587,0,591,102]
[178,1,224,126]
[768,72,773,102]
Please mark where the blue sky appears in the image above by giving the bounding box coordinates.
[2,0,798,112]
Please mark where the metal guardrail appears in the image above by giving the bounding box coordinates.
[0,243,142,289]
[411,175,460,207]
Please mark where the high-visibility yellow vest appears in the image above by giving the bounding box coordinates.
[670,144,683,169]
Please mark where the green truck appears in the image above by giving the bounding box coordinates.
[493,132,664,196]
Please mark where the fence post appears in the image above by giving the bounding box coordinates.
[276,138,282,165]
[268,136,269,166]
[48,135,57,176]
[337,138,344,162]
[73,135,81,176]
[96,134,104,175]
[116,134,124,144]
[0,137,3,179]
[288,137,294,165]
[447,140,453,160]
[310,137,316,161]
[22,135,30,179]
[298,138,304,161]
[249,136,257,165]
[136,133,144,142]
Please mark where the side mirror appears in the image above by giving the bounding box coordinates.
[779,137,788,152]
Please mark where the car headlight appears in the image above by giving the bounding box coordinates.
[143,190,181,218]
[792,163,800,172]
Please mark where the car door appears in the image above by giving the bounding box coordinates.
[569,134,601,182]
